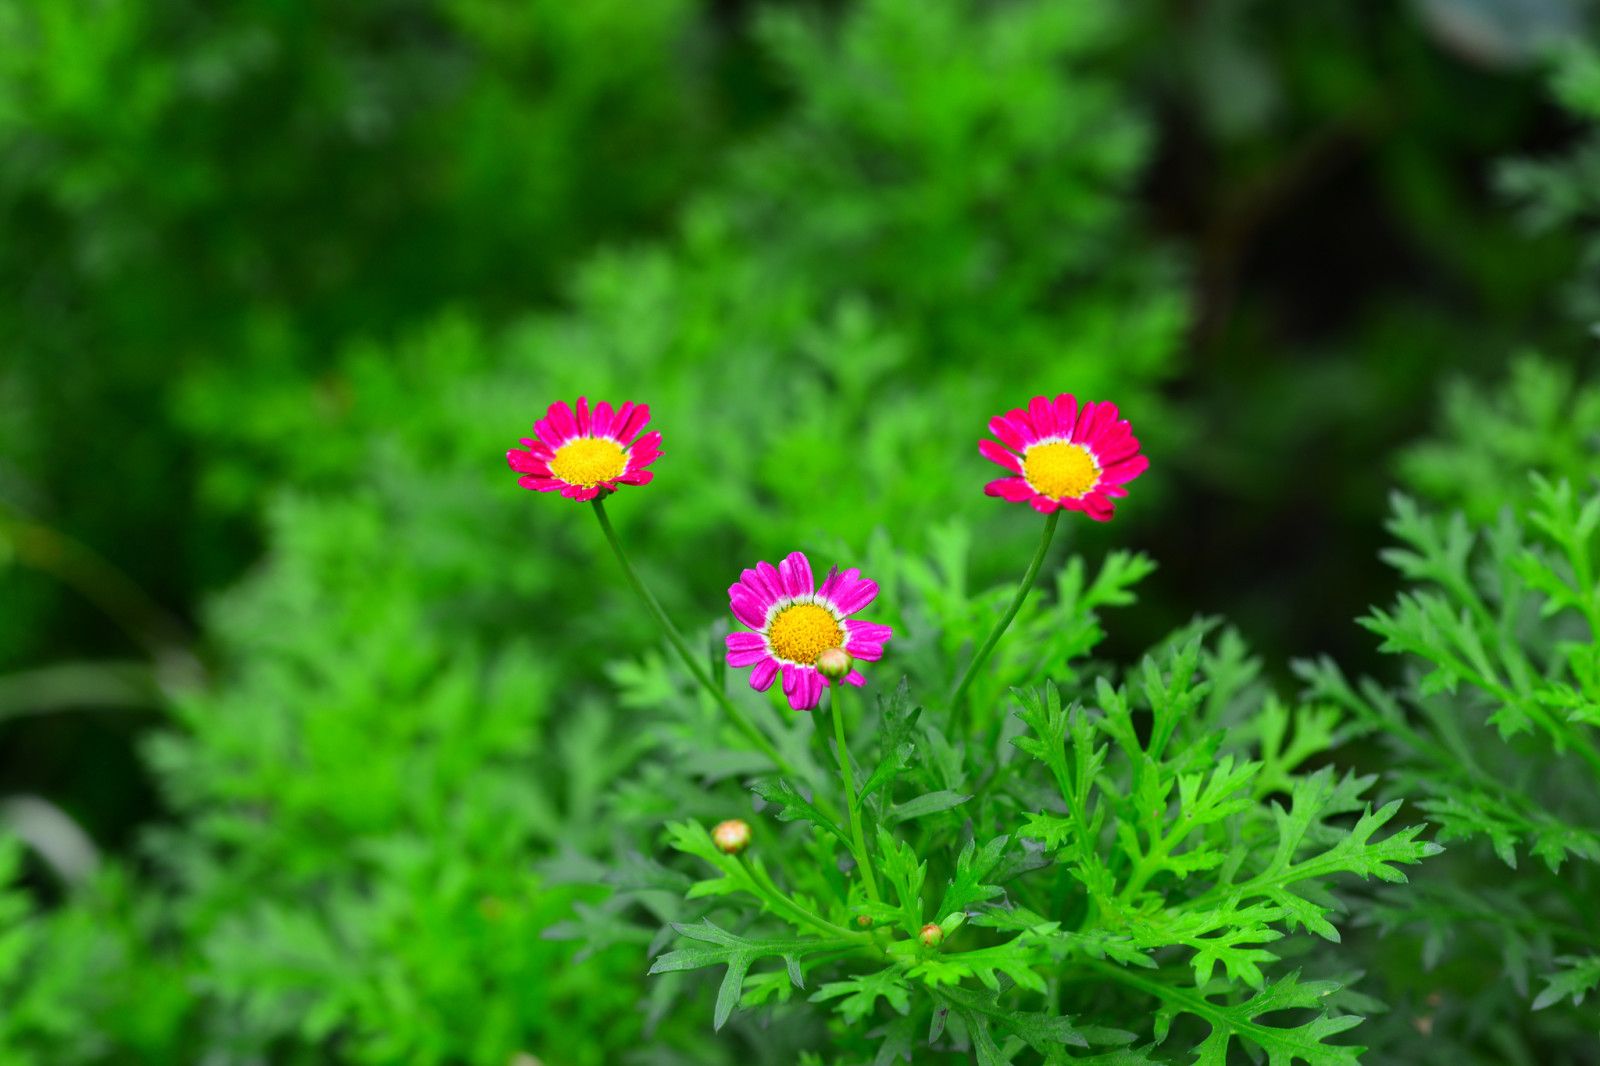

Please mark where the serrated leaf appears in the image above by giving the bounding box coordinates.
[1133,968,1364,1066]
[750,778,847,845]
[937,835,1010,917]
[1532,954,1600,1010]
[647,921,848,1031]
[811,968,912,1023]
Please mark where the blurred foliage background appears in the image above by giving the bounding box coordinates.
[0,0,1597,1061]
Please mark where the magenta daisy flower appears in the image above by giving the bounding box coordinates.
[506,397,662,501]
[980,394,1148,521]
[725,552,893,712]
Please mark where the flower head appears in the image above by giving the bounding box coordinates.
[507,397,661,501]
[980,394,1147,521]
[725,552,893,712]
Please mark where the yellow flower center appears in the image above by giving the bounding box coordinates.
[766,603,844,665]
[549,436,627,487]
[1023,441,1100,499]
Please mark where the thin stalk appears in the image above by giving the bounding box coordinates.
[590,498,797,778]
[830,684,882,904]
[741,856,875,945]
[949,510,1061,732]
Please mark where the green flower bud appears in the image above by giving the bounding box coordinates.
[816,647,853,682]
[712,818,752,855]
[919,922,944,949]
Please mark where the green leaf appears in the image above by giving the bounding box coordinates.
[937,835,1009,917]
[750,778,848,845]
[811,967,912,1023]
[883,789,971,827]
[1142,969,1364,1066]
[876,827,928,931]
[648,920,848,1031]
[1532,954,1600,1010]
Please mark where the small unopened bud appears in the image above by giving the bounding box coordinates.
[712,819,752,855]
[817,647,853,682]
[919,922,944,949]
[856,914,872,928]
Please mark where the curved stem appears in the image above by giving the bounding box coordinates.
[742,855,874,945]
[590,498,797,778]
[949,510,1061,732]
[830,684,882,905]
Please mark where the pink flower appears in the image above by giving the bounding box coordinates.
[725,552,893,712]
[980,394,1148,521]
[506,398,662,501]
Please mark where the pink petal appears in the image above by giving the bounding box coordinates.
[979,439,1022,474]
[844,641,884,662]
[988,415,1025,451]
[754,561,786,604]
[507,448,550,475]
[730,589,768,630]
[547,401,577,440]
[517,474,562,492]
[518,437,554,461]
[1029,496,1060,515]
[1085,401,1120,444]
[985,477,1036,503]
[1103,484,1129,498]
[844,619,893,644]
[1096,432,1140,465]
[574,396,591,435]
[615,403,651,445]
[736,569,782,612]
[593,400,615,438]
[560,483,600,501]
[1004,409,1040,447]
[779,552,815,598]
[533,418,564,450]
[749,657,779,692]
[1028,395,1058,437]
[726,641,770,668]
[629,429,662,457]
[825,570,878,616]
[1084,494,1115,522]
[1052,394,1078,435]
[615,470,654,486]
[1102,454,1149,486]
[843,670,865,687]
[1071,401,1096,444]
[782,665,816,710]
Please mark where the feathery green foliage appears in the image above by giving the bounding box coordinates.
[573,529,1438,1063]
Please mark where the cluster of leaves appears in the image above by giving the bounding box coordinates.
[1498,38,1600,327]
[573,528,1439,1063]
[1303,448,1600,1060]
[0,0,720,668]
[1398,355,1600,524]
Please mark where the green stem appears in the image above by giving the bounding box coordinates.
[949,510,1061,732]
[741,855,874,945]
[830,683,883,905]
[590,498,797,778]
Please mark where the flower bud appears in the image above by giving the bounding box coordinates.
[856,914,872,928]
[919,922,944,949]
[816,647,853,682]
[712,819,752,855]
